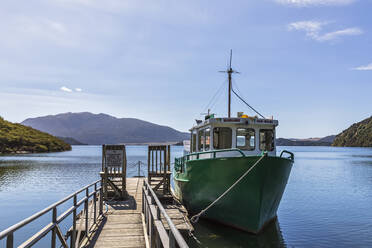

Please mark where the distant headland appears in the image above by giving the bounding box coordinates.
[333,116,372,147]
[278,116,372,147]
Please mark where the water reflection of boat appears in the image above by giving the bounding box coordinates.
[187,218,286,248]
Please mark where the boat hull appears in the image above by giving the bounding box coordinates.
[174,155,293,233]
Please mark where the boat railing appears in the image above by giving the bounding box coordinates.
[142,179,188,248]
[175,149,294,172]
[279,150,294,161]
[0,180,103,248]
[175,148,246,172]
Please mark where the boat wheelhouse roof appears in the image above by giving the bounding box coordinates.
[187,114,279,156]
[190,116,278,131]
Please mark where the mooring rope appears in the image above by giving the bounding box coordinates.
[190,152,267,223]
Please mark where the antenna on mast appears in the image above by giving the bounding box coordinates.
[219,49,239,118]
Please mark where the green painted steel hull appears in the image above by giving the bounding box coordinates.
[174,156,293,233]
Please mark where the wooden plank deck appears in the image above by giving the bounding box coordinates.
[82,178,146,248]
[79,178,192,248]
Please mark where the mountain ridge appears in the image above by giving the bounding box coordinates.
[22,112,189,145]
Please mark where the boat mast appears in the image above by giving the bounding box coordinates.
[228,50,233,118]
[220,49,239,118]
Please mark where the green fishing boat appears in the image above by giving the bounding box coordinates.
[174,51,294,234]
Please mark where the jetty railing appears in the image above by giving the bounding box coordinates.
[142,180,188,248]
[0,180,103,248]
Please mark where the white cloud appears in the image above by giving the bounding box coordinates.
[60,86,72,92]
[288,21,326,39]
[276,0,356,7]
[288,21,363,42]
[316,28,363,41]
[352,63,372,71]
[75,88,82,92]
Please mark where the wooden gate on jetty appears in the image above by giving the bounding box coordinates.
[148,145,171,196]
[100,144,127,200]
[0,144,192,248]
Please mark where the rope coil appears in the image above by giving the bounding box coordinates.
[190,152,267,223]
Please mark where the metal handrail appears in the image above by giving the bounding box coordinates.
[143,180,188,248]
[0,180,103,248]
[186,148,246,159]
[175,148,246,172]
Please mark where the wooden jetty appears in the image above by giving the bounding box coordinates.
[0,145,193,248]
[80,178,192,248]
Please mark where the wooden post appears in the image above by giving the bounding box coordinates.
[167,145,171,171]
[71,195,77,248]
[156,206,161,220]
[159,149,162,174]
[148,148,150,179]
[93,183,97,224]
[104,167,108,200]
[102,144,105,172]
[155,232,161,248]
[6,233,13,248]
[99,184,103,215]
[163,146,166,194]
[144,193,148,233]
[168,145,171,193]
[122,146,126,198]
[152,150,154,174]
[169,230,176,248]
[142,187,145,214]
[155,148,158,174]
[51,207,57,248]
[149,214,154,248]
[85,188,89,238]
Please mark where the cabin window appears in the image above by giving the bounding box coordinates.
[205,128,210,151]
[213,127,232,149]
[259,129,274,151]
[191,131,197,152]
[198,129,204,151]
[236,128,255,150]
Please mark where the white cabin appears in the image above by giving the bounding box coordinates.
[187,114,278,157]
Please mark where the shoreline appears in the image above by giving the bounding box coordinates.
[0,148,72,155]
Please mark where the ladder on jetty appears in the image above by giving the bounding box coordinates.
[0,145,192,248]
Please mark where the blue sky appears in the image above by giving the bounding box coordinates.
[0,0,371,138]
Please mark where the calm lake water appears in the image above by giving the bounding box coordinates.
[1,145,372,247]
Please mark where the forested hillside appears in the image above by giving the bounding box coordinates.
[0,117,71,154]
[333,116,372,147]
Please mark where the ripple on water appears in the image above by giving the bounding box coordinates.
[1,146,372,247]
